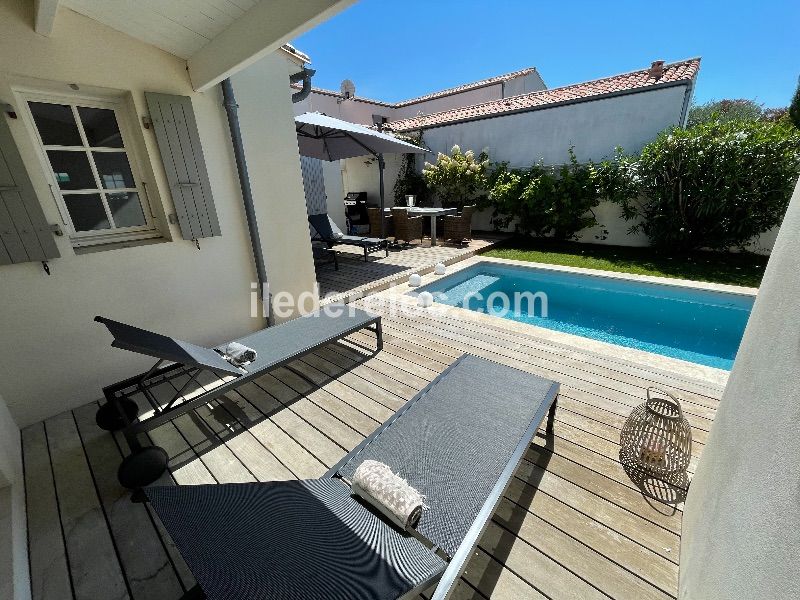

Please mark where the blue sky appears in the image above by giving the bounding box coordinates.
[293,0,799,109]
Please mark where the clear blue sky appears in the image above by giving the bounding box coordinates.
[293,0,799,109]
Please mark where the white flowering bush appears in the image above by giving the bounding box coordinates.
[599,119,800,250]
[422,145,490,209]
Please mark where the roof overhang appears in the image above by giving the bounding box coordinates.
[41,0,356,92]
[187,0,355,92]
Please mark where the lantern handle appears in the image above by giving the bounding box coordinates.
[646,387,684,420]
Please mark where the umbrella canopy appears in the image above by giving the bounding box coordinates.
[295,112,426,161]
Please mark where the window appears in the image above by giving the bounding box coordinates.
[23,94,156,246]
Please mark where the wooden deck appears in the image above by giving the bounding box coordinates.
[315,235,501,303]
[21,275,725,600]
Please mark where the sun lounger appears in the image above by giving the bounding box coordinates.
[145,354,559,600]
[309,212,389,261]
[94,307,383,489]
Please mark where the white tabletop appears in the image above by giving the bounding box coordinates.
[384,206,457,216]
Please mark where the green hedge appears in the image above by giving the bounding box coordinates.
[484,149,602,240]
[600,119,800,251]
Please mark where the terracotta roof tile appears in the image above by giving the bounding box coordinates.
[384,59,700,133]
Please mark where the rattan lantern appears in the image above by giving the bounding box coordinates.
[620,387,692,477]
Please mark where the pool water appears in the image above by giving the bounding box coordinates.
[415,263,754,370]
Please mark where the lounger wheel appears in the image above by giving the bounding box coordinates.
[117,446,169,489]
[95,398,139,431]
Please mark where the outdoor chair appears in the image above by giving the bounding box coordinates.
[392,207,424,244]
[367,206,394,238]
[93,308,383,489]
[145,354,560,600]
[309,212,388,261]
[443,204,476,245]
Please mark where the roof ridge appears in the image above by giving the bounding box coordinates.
[522,56,702,96]
[393,67,538,107]
[385,58,701,132]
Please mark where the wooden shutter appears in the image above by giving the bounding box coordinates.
[145,93,220,240]
[0,116,60,265]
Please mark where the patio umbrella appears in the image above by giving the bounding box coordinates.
[295,112,427,237]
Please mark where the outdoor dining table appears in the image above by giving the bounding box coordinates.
[385,206,457,246]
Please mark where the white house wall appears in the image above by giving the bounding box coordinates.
[423,85,689,165]
[0,1,310,426]
[229,53,318,315]
[341,152,405,211]
[0,392,28,600]
[679,176,800,599]
[294,91,392,125]
[502,70,547,98]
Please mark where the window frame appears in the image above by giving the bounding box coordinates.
[19,90,159,247]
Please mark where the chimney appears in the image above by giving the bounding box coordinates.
[648,60,666,80]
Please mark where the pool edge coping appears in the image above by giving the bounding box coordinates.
[475,255,759,297]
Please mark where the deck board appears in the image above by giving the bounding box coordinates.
[22,241,724,599]
[44,411,129,600]
[71,403,184,600]
[21,422,73,600]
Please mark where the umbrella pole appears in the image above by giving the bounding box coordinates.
[378,153,386,238]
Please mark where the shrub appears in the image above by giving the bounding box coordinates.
[422,145,489,209]
[392,132,430,206]
[485,149,602,240]
[687,99,765,126]
[601,119,800,251]
[790,77,800,129]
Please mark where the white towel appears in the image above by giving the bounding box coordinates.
[222,342,257,366]
[351,460,425,531]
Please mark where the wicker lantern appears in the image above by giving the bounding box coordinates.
[620,387,692,477]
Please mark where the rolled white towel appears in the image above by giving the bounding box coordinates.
[351,460,425,531]
[222,342,257,366]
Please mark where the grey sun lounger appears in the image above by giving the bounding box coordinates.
[145,354,560,600]
[309,212,389,261]
[94,307,382,489]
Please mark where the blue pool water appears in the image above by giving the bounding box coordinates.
[415,263,754,370]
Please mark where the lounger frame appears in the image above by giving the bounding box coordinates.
[164,354,557,600]
[309,212,389,261]
[97,313,382,488]
[326,354,559,600]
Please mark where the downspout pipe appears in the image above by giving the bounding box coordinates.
[221,78,272,326]
[291,67,316,103]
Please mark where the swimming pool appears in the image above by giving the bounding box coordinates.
[415,262,754,370]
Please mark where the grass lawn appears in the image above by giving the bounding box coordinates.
[483,237,768,288]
